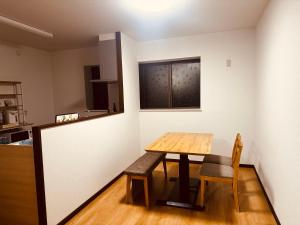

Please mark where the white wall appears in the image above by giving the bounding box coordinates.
[51,46,99,115]
[255,1,300,224]
[0,43,55,125]
[137,29,256,162]
[40,33,141,225]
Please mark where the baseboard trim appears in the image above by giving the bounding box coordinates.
[252,166,281,225]
[166,158,280,224]
[57,172,124,225]
[239,164,255,168]
[58,159,281,225]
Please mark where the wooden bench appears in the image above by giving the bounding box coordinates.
[124,152,167,207]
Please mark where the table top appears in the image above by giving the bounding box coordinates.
[145,132,213,155]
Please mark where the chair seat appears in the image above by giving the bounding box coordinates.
[200,163,234,179]
[203,154,232,166]
[124,152,165,176]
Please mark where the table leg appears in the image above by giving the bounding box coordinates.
[157,154,202,210]
[179,154,190,200]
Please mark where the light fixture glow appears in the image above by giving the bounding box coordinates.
[0,15,54,38]
[122,0,185,13]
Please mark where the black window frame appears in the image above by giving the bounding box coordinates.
[139,57,201,110]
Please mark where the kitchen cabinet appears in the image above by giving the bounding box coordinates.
[0,143,38,225]
[98,35,118,81]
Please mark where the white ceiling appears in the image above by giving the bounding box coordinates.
[0,0,269,51]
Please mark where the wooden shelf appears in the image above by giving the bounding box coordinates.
[90,79,118,84]
[0,106,18,111]
[0,125,21,132]
[0,81,21,85]
[0,123,33,132]
[0,94,21,99]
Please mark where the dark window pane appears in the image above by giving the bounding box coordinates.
[171,62,200,108]
[139,58,201,109]
[140,64,170,109]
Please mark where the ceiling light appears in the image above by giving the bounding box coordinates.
[0,15,54,38]
[121,0,186,13]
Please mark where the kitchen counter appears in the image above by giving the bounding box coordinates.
[0,142,38,225]
[9,138,33,146]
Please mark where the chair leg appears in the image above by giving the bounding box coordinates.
[200,177,206,207]
[143,177,149,208]
[233,180,239,211]
[126,175,131,204]
[163,156,167,180]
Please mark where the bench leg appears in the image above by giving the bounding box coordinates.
[163,157,167,180]
[143,176,149,208]
[200,177,206,207]
[126,175,132,204]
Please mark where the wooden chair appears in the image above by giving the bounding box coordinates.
[198,136,243,211]
[203,133,241,166]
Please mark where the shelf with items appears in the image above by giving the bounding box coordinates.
[0,81,29,131]
[0,94,22,99]
[0,123,21,131]
[0,122,33,132]
[0,81,21,85]
[0,106,18,111]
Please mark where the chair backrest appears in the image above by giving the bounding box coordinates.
[233,138,243,182]
[231,133,241,166]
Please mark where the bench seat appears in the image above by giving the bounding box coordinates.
[124,152,167,207]
[124,152,165,176]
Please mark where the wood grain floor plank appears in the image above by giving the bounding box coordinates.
[66,162,277,225]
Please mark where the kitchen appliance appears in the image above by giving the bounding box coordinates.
[0,130,29,144]
[5,110,19,124]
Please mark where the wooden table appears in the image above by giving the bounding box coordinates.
[145,132,213,209]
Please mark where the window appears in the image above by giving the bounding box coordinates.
[139,58,200,109]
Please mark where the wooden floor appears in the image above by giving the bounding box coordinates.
[66,162,277,225]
